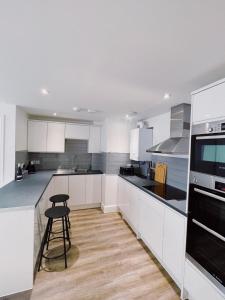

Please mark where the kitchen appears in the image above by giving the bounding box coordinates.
[1,2,225,300]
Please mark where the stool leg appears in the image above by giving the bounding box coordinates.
[64,201,71,228]
[46,218,53,250]
[62,216,67,268]
[65,213,71,246]
[38,218,50,271]
[67,214,71,229]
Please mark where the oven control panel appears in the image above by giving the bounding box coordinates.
[192,119,225,135]
[207,122,225,133]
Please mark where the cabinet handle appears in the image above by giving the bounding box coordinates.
[196,135,225,140]
[192,218,225,242]
[194,188,225,203]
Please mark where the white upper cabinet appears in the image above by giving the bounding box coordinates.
[47,122,65,153]
[192,79,225,124]
[28,120,48,152]
[65,123,89,140]
[88,126,101,153]
[130,128,153,161]
[28,120,65,153]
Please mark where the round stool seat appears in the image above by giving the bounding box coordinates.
[49,194,69,203]
[45,206,70,219]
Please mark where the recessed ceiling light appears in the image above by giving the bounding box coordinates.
[73,107,79,111]
[41,88,49,95]
[87,109,98,113]
[125,112,137,120]
[53,112,57,116]
[164,93,171,100]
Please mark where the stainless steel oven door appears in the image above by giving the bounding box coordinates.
[191,133,225,177]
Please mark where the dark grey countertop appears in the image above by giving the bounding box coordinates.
[119,175,187,216]
[0,169,103,210]
[54,169,103,176]
[0,171,54,210]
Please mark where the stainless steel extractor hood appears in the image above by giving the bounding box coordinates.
[146,103,191,155]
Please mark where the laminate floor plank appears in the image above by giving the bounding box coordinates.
[31,208,180,300]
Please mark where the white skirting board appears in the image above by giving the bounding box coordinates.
[70,203,101,210]
[101,203,119,213]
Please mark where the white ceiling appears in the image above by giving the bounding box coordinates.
[1,0,225,121]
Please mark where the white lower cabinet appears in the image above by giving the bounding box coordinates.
[184,259,224,300]
[85,174,102,204]
[52,175,69,195]
[139,191,164,260]
[118,178,140,234]
[162,207,186,286]
[118,177,187,289]
[33,205,42,266]
[102,175,118,213]
[69,174,102,208]
[69,175,86,206]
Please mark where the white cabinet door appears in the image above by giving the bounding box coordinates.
[28,120,47,152]
[118,177,127,214]
[68,175,86,206]
[192,81,225,124]
[139,191,164,260]
[88,126,101,153]
[65,123,89,140]
[130,128,139,161]
[162,207,186,286]
[130,128,153,161]
[85,175,102,204]
[33,205,42,266]
[52,175,68,195]
[118,178,130,218]
[125,182,140,232]
[47,122,65,153]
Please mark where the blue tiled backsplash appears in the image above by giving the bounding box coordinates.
[139,155,189,191]
[16,139,131,174]
[16,140,188,190]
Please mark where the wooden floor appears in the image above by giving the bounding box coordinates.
[31,209,180,300]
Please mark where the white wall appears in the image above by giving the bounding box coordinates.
[101,117,135,153]
[144,112,170,145]
[0,102,16,187]
[16,107,28,151]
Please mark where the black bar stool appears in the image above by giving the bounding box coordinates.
[38,206,71,270]
[49,194,71,228]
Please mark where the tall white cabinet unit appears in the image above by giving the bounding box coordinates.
[130,128,153,161]
[192,78,225,124]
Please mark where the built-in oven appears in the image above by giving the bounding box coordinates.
[187,171,225,291]
[191,120,225,177]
